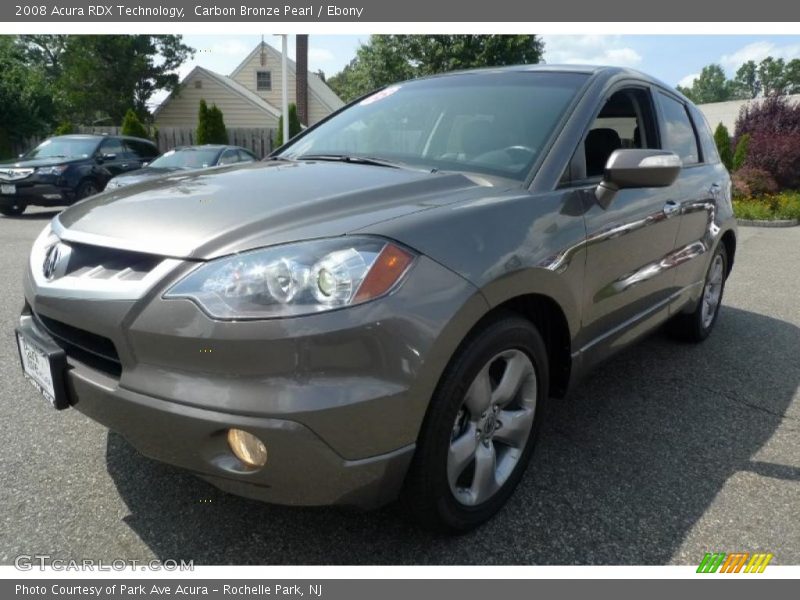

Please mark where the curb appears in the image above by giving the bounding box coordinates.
[736,218,799,228]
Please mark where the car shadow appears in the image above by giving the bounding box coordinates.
[2,210,61,221]
[105,305,799,564]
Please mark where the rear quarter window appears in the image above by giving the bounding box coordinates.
[657,92,700,166]
[691,107,721,165]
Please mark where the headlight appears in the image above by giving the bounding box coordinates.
[164,237,415,319]
[36,165,68,176]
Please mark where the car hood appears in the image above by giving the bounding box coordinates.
[56,160,498,260]
[110,167,183,187]
[0,156,87,169]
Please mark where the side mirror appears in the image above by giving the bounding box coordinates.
[595,149,681,209]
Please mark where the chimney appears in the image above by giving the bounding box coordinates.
[295,34,309,127]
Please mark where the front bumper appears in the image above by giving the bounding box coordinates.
[0,182,72,206]
[21,252,488,508]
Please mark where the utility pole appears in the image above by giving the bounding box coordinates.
[278,34,289,145]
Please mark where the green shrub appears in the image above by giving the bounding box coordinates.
[713,123,733,171]
[54,121,75,136]
[275,103,302,147]
[732,133,750,171]
[120,109,150,139]
[206,104,228,144]
[197,100,227,144]
[733,191,800,221]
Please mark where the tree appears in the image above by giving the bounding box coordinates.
[275,103,303,147]
[121,108,150,139]
[713,123,733,171]
[785,59,800,95]
[0,37,56,157]
[758,57,787,96]
[733,61,760,99]
[38,35,193,124]
[196,99,210,144]
[208,105,228,144]
[328,35,544,102]
[676,64,733,104]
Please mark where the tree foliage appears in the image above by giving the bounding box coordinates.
[677,65,734,104]
[276,103,303,147]
[197,100,228,145]
[678,56,800,103]
[328,35,544,102]
[713,123,733,171]
[0,37,56,157]
[12,34,193,127]
[121,108,150,139]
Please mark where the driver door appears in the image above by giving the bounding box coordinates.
[576,86,683,364]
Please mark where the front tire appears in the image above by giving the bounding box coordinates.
[403,314,549,533]
[0,200,26,216]
[669,243,728,342]
[75,179,100,201]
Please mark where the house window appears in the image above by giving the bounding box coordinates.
[194,80,202,89]
[256,71,272,91]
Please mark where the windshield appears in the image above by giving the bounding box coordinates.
[25,138,99,159]
[279,71,588,180]
[149,148,221,169]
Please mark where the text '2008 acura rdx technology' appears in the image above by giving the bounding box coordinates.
[17,66,736,532]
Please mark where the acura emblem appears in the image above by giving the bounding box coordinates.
[43,242,70,280]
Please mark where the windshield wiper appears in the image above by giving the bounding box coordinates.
[294,154,403,169]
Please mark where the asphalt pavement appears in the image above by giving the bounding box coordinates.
[1,207,798,565]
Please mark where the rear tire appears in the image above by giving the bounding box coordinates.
[403,313,549,533]
[669,243,728,343]
[0,201,26,216]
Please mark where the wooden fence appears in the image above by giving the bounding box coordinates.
[11,125,277,159]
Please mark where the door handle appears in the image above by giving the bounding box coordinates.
[663,200,681,217]
[120,163,128,169]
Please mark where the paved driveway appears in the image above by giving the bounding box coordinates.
[1,209,798,565]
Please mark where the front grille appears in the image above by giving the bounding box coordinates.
[33,312,121,377]
[63,242,162,282]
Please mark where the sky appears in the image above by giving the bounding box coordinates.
[154,34,800,106]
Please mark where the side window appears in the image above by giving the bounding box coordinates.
[580,88,658,179]
[218,149,239,165]
[238,149,256,162]
[99,138,125,157]
[125,140,158,160]
[691,107,720,165]
[657,92,700,165]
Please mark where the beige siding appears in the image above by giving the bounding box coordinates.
[232,49,297,112]
[155,70,278,128]
[230,47,333,125]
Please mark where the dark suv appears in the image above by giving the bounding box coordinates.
[0,134,159,216]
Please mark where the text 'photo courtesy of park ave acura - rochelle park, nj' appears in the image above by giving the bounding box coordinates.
[0,17,799,590]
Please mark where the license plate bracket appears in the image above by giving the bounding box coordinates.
[1,184,16,195]
[15,326,70,410]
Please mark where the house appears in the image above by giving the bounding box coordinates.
[154,41,344,129]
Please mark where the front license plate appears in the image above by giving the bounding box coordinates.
[1,184,16,194]
[16,329,68,409]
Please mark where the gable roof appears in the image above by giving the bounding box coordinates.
[230,41,344,112]
[153,66,282,118]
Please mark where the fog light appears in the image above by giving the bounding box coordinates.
[227,429,268,468]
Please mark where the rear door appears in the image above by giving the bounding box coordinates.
[656,96,729,310]
[576,85,683,357]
